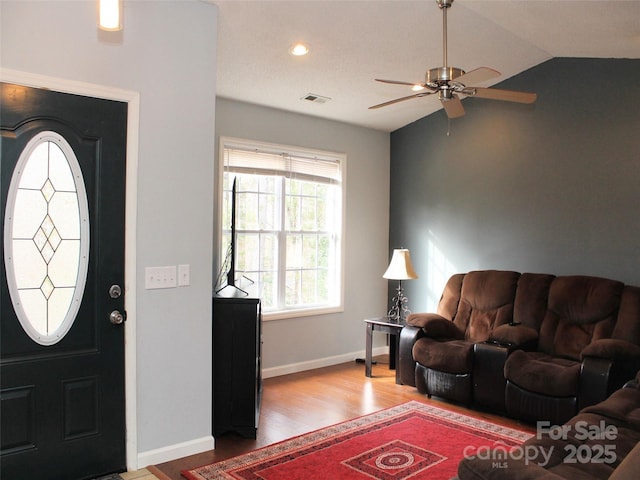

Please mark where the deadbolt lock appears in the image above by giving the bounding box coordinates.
[109,284,122,299]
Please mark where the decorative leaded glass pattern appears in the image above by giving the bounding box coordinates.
[4,131,90,345]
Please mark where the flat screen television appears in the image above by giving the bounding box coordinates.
[216,177,249,295]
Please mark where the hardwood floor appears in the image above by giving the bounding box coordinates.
[152,355,535,479]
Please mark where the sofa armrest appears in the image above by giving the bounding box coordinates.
[398,325,424,387]
[579,356,613,410]
[407,313,463,339]
[489,324,538,349]
[581,339,640,361]
[579,340,640,407]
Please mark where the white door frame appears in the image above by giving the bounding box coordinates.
[0,68,140,471]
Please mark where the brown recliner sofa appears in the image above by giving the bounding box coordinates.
[398,270,640,424]
[457,371,640,480]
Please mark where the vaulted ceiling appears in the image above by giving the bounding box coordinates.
[213,1,640,132]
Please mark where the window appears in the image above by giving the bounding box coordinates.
[218,138,345,319]
[4,131,89,345]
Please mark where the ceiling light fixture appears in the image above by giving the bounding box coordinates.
[289,43,310,56]
[98,0,123,32]
[411,85,426,92]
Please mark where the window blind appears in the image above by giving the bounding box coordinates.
[223,144,342,184]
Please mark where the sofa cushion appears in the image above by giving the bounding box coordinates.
[609,441,640,480]
[453,270,520,343]
[558,411,640,469]
[513,272,556,329]
[436,273,464,319]
[538,276,624,360]
[546,463,614,480]
[548,276,623,325]
[505,350,580,397]
[581,386,640,431]
[612,285,640,344]
[412,337,474,374]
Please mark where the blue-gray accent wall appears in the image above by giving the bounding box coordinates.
[390,58,640,312]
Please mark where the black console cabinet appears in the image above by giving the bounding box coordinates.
[213,292,261,438]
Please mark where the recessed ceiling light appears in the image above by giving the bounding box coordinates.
[289,43,310,56]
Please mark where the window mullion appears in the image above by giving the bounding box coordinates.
[277,176,287,310]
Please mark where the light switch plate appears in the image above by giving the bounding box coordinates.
[145,266,177,289]
[178,264,190,286]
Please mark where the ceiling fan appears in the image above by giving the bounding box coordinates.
[369,0,537,118]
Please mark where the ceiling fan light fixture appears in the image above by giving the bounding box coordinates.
[411,84,426,92]
[289,43,310,56]
[98,0,123,32]
[426,67,465,86]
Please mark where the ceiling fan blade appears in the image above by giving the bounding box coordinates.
[471,87,537,104]
[375,79,422,87]
[368,92,434,110]
[440,94,465,118]
[454,67,500,86]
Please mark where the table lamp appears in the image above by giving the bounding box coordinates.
[383,248,418,321]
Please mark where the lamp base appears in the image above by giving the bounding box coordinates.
[388,281,411,322]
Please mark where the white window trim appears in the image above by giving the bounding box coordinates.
[217,136,346,320]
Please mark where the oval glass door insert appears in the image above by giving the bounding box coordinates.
[3,131,90,346]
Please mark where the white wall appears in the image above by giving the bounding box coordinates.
[215,98,391,376]
[1,0,218,467]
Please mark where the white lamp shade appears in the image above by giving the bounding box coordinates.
[383,249,418,280]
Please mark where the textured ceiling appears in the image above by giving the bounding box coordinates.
[212,0,640,132]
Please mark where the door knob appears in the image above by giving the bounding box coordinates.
[109,310,126,325]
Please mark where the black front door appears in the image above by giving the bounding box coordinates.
[1,82,127,479]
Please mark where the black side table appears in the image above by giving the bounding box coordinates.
[364,316,406,384]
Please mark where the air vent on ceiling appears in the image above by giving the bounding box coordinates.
[302,93,331,104]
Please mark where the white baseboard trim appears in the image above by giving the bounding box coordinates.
[137,435,215,468]
[135,348,389,467]
[262,346,388,379]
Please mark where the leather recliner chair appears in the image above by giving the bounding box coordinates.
[404,270,521,405]
[503,276,640,425]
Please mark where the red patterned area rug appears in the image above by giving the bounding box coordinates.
[183,401,531,480]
